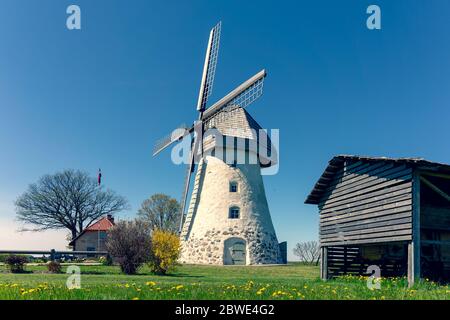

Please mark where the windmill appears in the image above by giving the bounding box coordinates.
[153,22,282,265]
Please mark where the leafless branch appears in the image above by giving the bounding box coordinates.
[293,241,320,265]
[15,169,129,241]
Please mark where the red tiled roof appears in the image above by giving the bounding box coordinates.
[68,216,115,246]
[85,217,115,231]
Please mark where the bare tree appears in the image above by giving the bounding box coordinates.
[293,241,320,265]
[137,194,181,233]
[106,219,152,274]
[15,170,128,241]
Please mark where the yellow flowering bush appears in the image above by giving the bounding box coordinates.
[148,229,180,275]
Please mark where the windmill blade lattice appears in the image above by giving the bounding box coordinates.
[197,21,222,112]
[203,70,266,125]
[179,160,195,233]
[153,124,190,156]
[223,76,264,110]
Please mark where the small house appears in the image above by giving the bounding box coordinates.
[69,215,115,255]
[305,155,450,286]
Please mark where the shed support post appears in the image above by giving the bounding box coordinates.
[320,246,328,280]
[407,241,420,287]
[408,172,421,287]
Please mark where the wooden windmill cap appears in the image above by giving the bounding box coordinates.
[203,106,277,167]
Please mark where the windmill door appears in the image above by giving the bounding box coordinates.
[231,241,246,265]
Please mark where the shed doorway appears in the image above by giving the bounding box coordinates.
[224,238,246,265]
[420,174,450,282]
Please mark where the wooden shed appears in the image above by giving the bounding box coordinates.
[305,155,450,286]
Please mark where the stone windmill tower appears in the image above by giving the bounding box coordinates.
[153,22,282,265]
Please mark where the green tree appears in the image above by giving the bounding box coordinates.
[137,194,181,233]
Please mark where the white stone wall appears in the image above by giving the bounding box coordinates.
[180,155,281,265]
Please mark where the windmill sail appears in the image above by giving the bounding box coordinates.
[197,21,222,112]
[178,135,199,233]
[178,22,222,231]
[153,70,266,156]
[153,124,192,156]
[180,157,206,240]
[202,69,266,122]
[178,161,194,233]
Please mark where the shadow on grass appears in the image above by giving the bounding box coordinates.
[2,270,34,274]
[73,270,114,275]
[71,269,204,278]
[157,273,204,278]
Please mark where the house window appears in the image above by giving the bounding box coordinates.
[230,182,238,193]
[99,231,107,240]
[229,207,240,219]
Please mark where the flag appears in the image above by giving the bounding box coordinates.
[98,168,102,186]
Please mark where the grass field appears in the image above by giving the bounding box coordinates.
[0,263,448,300]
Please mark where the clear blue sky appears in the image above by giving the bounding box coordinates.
[1,1,449,259]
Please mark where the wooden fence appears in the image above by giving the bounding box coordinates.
[0,250,108,261]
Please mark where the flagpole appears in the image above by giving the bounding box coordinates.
[98,168,102,187]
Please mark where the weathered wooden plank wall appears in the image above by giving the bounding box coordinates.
[318,160,413,246]
[326,245,407,278]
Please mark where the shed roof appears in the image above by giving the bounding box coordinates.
[305,155,450,205]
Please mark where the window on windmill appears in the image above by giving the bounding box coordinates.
[230,182,238,193]
[229,207,240,219]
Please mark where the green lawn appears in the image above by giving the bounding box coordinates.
[0,263,448,300]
